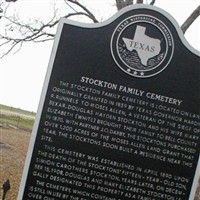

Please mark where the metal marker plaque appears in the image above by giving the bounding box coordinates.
[18,5,200,200]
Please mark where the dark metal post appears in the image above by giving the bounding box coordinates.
[2,179,10,200]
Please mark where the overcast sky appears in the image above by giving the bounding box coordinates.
[0,0,199,112]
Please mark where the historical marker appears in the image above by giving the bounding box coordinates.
[18,5,200,200]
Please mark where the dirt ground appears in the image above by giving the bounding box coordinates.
[0,129,30,200]
[0,128,199,199]
[196,182,200,200]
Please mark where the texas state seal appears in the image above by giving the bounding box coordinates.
[110,14,174,78]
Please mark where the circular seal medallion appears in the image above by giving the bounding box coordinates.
[111,14,174,78]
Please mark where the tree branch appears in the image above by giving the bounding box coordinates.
[137,0,143,4]
[0,0,102,57]
[5,0,17,2]
[116,0,133,11]
[181,5,200,34]
[150,0,156,5]
[65,0,98,23]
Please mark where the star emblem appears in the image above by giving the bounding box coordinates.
[127,68,131,73]
[133,71,137,75]
[140,72,144,76]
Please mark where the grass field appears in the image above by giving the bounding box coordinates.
[0,104,35,131]
[0,104,35,117]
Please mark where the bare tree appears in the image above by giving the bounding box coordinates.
[181,5,200,34]
[0,0,199,58]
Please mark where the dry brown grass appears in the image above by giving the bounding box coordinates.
[0,128,30,200]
